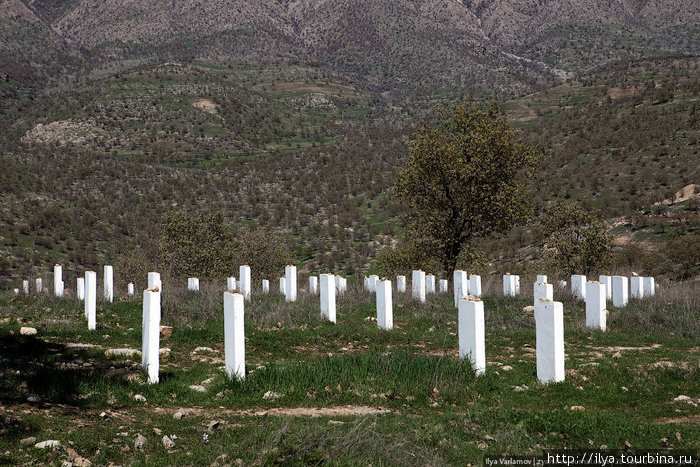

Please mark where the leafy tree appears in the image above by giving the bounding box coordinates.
[387,98,537,276]
[542,202,613,276]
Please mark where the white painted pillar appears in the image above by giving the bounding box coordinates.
[104,265,114,302]
[320,273,336,323]
[85,271,97,330]
[503,274,514,296]
[585,281,606,331]
[536,275,548,283]
[412,270,426,303]
[458,298,486,375]
[363,277,369,290]
[23,280,30,295]
[426,274,436,294]
[77,277,85,301]
[224,292,245,380]
[376,279,393,330]
[571,274,586,300]
[469,275,482,298]
[279,277,285,294]
[239,265,251,300]
[534,299,565,383]
[309,276,319,295]
[187,277,200,291]
[142,287,161,384]
[285,265,297,302]
[454,270,467,306]
[612,276,628,307]
[439,279,448,293]
[514,275,520,295]
[127,283,134,296]
[147,272,162,292]
[630,276,643,299]
[338,277,347,294]
[227,277,237,292]
[36,278,42,293]
[397,275,406,293]
[558,280,567,289]
[599,275,612,301]
[54,264,63,297]
[643,277,655,297]
[369,275,379,293]
[262,279,269,294]
[534,282,553,303]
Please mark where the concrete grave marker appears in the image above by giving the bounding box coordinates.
[630,276,643,299]
[397,275,406,293]
[77,277,85,301]
[599,275,612,301]
[369,275,379,293]
[54,264,63,297]
[227,277,237,292]
[128,283,134,296]
[426,274,436,294]
[309,276,319,295]
[571,274,586,300]
[503,274,515,296]
[458,298,486,375]
[239,265,251,300]
[469,275,482,298]
[285,265,297,302]
[534,281,553,303]
[454,270,467,306]
[612,276,628,307]
[439,279,448,293]
[376,279,393,330]
[187,278,200,292]
[585,281,606,331]
[148,272,162,292]
[536,275,548,283]
[412,270,426,303]
[85,271,97,330]
[104,265,114,302]
[535,299,565,383]
[279,277,285,294]
[643,277,655,297]
[262,279,269,294]
[224,292,245,380]
[23,280,29,295]
[320,274,336,323]
[143,287,161,384]
[36,278,42,294]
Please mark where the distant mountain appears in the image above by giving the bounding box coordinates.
[2,0,697,95]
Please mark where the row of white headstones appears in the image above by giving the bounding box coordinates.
[14,265,656,386]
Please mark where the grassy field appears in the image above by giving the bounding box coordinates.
[0,281,698,465]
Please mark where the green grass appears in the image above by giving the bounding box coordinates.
[0,284,698,465]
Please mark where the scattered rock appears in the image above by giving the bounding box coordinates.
[20,437,37,446]
[20,327,37,335]
[133,394,147,402]
[621,387,629,392]
[134,434,147,451]
[35,440,61,449]
[27,395,42,403]
[501,365,513,371]
[612,351,622,359]
[263,391,282,400]
[173,409,186,420]
[159,348,171,358]
[189,385,207,393]
[672,395,698,406]
[105,348,141,359]
[66,447,92,466]
[570,406,585,411]
[194,347,214,353]
[100,411,108,419]
[160,326,173,338]
[201,377,215,386]
[513,385,528,392]
[153,428,162,435]
[522,306,535,313]
[207,421,221,432]
[162,435,175,449]
[327,420,344,425]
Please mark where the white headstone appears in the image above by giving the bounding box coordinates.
[53,264,63,297]
[223,292,245,380]
[369,275,379,293]
[503,274,515,297]
[104,265,114,302]
[585,281,606,331]
[363,277,369,290]
[127,282,134,296]
[536,275,548,283]
[227,277,237,292]
[599,275,612,301]
[142,288,161,384]
[376,279,393,330]
[630,276,643,299]
[558,280,567,288]
[612,276,628,307]
[279,277,285,294]
[187,277,200,292]
[148,272,162,292]
[439,279,448,293]
[23,280,30,295]
[239,265,251,300]
[262,279,269,294]
[397,275,406,293]
[571,274,586,300]
[35,278,42,293]
[643,277,655,297]
[309,276,319,295]
[77,277,85,301]
[469,275,482,298]
[85,271,97,330]
[535,299,565,383]
[514,275,520,295]
[534,282,553,303]
[454,270,467,306]
[458,298,486,376]
[337,276,347,294]
[320,274,336,323]
[425,274,436,294]
[13,288,19,295]
[412,270,426,303]
[285,265,297,302]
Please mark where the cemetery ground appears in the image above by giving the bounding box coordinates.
[0,282,698,465]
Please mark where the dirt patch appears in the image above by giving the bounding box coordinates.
[655,414,700,425]
[192,98,218,114]
[607,85,644,99]
[590,345,662,352]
